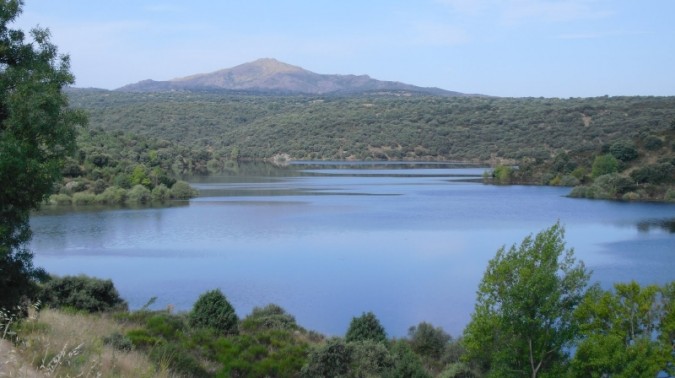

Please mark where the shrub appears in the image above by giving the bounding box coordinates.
[72,191,97,205]
[240,303,298,332]
[95,186,127,204]
[388,341,431,378]
[609,140,638,162]
[591,154,619,178]
[345,311,387,343]
[40,275,128,313]
[151,183,170,202]
[643,135,663,150]
[302,338,352,378]
[189,289,238,334]
[103,332,133,351]
[408,322,451,360]
[127,184,152,204]
[350,340,394,377]
[49,193,72,205]
[170,180,197,200]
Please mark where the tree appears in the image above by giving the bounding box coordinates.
[0,0,86,310]
[463,223,589,378]
[189,289,238,334]
[591,154,619,178]
[571,281,674,377]
[345,311,387,343]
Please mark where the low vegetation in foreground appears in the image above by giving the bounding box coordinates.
[2,224,673,377]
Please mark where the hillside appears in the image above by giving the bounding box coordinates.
[67,90,675,162]
[117,58,462,96]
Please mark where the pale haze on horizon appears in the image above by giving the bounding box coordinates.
[14,0,675,98]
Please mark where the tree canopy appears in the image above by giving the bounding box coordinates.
[0,0,86,310]
[463,223,590,378]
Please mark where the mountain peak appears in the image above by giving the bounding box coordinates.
[117,58,465,96]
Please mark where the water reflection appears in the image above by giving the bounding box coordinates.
[30,162,675,337]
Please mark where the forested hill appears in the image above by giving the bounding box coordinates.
[67,89,675,163]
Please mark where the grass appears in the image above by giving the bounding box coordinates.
[3,308,176,378]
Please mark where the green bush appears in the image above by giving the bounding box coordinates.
[95,186,127,204]
[408,322,451,360]
[49,193,72,205]
[151,184,170,202]
[591,154,619,178]
[388,341,431,378]
[149,343,209,377]
[127,184,152,204]
[302,338,352,377]
[72,191,97,205]
[189,289,238,334]
[345,311,387,343]
[170,180,197,200]
[40,275,128,313]
[240,303,298,332]
[609,140,638,162]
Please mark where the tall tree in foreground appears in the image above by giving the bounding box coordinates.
[0,0,86,310]
[463,222,589,378]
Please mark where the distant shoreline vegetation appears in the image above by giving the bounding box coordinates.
[56,91,674,205]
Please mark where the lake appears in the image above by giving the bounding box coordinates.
[30,162,675,337]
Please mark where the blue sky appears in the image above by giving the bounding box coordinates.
[14,0,675,97]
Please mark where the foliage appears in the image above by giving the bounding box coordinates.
[345,311,387,343]
[0,0,86,311]
[302,338,352,377]
[67,89,675,163]
[570,281,674,378]
[240,303,298,333]
[389,340,431,378]
[609,139,638,162]
[189,289,238,335]
[591,154,619,178]
[408,321,451,360]
[463,222,590,378]
[39,274,128,313]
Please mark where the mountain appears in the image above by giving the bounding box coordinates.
[116,58,465,96]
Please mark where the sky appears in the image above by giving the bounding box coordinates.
[13,0,675,98]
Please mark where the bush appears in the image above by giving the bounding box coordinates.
[408,322,451,360]
[189,289,238,334]
[240,303,298,332]
[127,184,152,204]
[302,338,352,377]
[49,193,72,205]
[95,186,127,204]
[72,191,97,205]
[389,341,431,378]
[151,183,170,202]
[609,140,638,162]
[170,180,197,200]
[345,311,387,343]
[591,154,619,178]
[40,275,128,313]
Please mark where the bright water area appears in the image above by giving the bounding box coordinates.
[30,162,675,337]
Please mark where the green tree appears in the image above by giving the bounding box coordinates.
[570,281,674,378]
[0,0,86,310]
[591,154,619,178]
[463,223,589,378]
[345,311,387,343]
[189,289,238,334]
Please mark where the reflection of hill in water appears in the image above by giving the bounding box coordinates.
[637,218,675,234]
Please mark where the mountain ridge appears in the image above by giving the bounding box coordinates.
[116,58,466,96]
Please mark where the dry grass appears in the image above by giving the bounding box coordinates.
[4,308,176,378]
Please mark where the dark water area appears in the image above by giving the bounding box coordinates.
[30,162,675,337]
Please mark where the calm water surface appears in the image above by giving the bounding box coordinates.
[30,162,675,337]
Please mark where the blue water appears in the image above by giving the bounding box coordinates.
[30,162,675,337]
